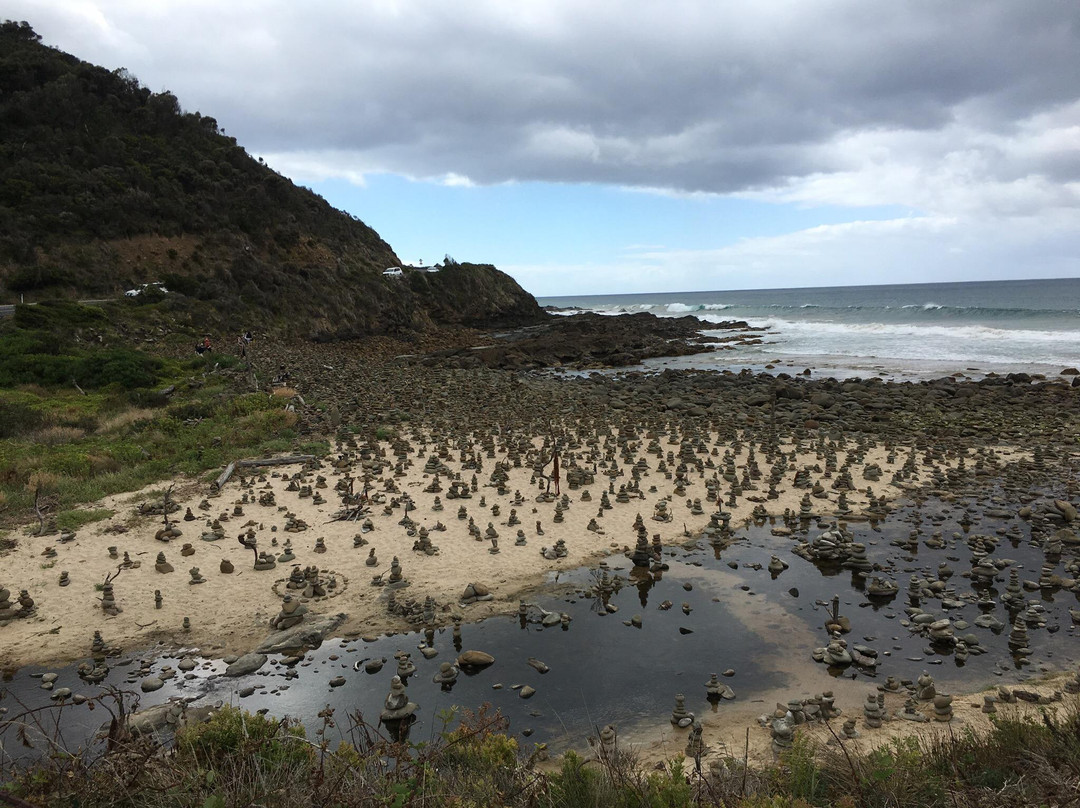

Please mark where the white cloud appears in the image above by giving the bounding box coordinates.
[511,213,1079,296]
[10,0,1080,290]
[15,1,1079,193]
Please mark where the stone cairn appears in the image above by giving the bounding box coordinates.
[270,594,308,630]
[432,662,459,689]
[705,673,735,701]
[100,581,121,615]
[685,721,706,759]
[0,586,34,622]
[863,693,884,728]
[932,694,953,722]
[596,724,617,761]
[670,693,694,728]
[379,675,419,741]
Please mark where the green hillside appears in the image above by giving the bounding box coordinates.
[0,20,544,338]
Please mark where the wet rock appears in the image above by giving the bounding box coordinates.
[225,653,268,677]
[457,650,495,669]
[140,676,164,692]
[256,613,347,655]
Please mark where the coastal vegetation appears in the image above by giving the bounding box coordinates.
[1,692,1077,807]
[0,299,309,530]
[0,21,543,339]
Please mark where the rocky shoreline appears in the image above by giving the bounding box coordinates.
[418,311,766,371]
[2,319,1079,769]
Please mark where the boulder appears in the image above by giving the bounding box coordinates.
[255,613,347,655]
[140,676,164,692]
[224,653,267,677]
[456,650,495,669]
[1053,500,1077,523]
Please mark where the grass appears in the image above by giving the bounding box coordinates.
[54,508,115,532]
[0,353,312,530]
[3,693,1078,808]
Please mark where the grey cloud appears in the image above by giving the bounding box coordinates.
[10,0,1080,197]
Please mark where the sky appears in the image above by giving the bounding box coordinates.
[9,0,1080,296]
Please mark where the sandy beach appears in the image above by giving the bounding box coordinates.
[1,433,972,670]
[1,343,1076,772]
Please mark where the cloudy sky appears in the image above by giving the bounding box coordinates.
[11,0,1080,295]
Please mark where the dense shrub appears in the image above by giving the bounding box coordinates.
[0,21,393,272]
[0,399,42,438]
[13,300,107,329]
[0,342,161,389]
[3,696,1080,808]
[173,706,309,769]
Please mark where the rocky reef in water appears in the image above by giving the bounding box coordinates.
[419,312,765,370]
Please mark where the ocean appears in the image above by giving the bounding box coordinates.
[538,277,1080,381]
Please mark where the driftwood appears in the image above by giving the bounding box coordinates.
[237,455,315,469]
[32,485,45,536]
[330,505,370,523]
[161,484,175,529]
[212,462,236,491]
[0,789,42,808]
[212,455,316,491]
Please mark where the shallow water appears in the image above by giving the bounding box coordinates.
[4,493,1078,761]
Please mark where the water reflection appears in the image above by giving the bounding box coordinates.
[4,493,1080,763]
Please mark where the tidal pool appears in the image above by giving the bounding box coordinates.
[3,493,1078,762]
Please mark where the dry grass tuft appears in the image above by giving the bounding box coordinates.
[32,426,86,445]
[96,408,155,433]
[25,471,60,493]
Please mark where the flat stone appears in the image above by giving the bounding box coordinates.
[255,613,347,655]
[224,653,268,677]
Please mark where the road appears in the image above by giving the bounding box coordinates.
[0,299,113,318]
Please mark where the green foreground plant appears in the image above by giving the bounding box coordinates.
[2,689,1078,808]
